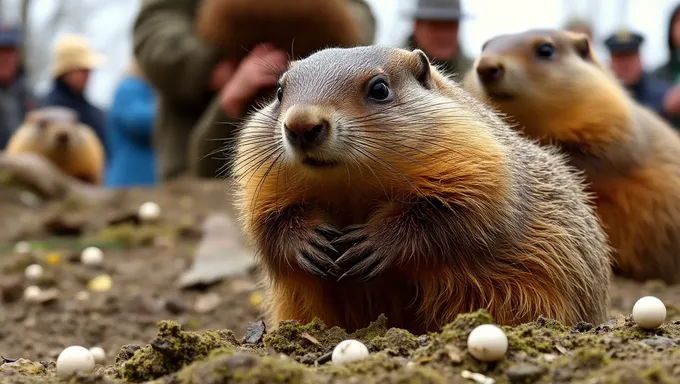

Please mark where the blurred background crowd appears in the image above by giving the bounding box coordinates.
[1,0,680,189]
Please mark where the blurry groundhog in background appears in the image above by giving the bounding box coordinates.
[194,0,363,61]
[5,107,105,185]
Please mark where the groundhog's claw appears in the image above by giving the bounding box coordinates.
[333,224,391,282]
[295,225,342,279]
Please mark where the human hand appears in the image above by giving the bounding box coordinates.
[219,43,289,118]
[663,85,680,117]
[209,60,237,92]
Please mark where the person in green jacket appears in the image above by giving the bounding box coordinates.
[402,0,472,80]
[132,0,376,182]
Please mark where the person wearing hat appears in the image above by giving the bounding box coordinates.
[402,0,472,78]
[40,34,108,154]
[563,17,593,41]
[604,29,680,122]
[0,23,35,150]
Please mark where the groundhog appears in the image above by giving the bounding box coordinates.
[5,106,105,185]
[463,29,680,285]
[194,0,363,61]
[232,45,611,334]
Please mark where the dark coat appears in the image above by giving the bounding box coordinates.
[40,79,108,154]
[626,72,673,120]
[0,69,34,149]
[653,4,680,84]
[403,36,473,81]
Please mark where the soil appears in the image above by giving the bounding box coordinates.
[0,177,680,384]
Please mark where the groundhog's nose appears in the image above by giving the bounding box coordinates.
[283,108,329,151]
[476,58,504,85]
[56,132,69,145]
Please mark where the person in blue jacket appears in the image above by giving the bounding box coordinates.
[104,60,157,188]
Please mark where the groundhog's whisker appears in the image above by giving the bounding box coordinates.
[233,143,284,184]
[346,143,429,201]
[348,135,451,170]
[343,125,467,158]
[251,151,285,220]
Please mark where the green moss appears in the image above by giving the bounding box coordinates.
[636,364,675,384]
[0,359,46,376]
[433,310,494,345]
[320,352,404,377]
[504,319,567,356]
[263,318,348,359]
[85,223,177,247]
[368,328,419,356]
[175,351,315,384]
[573,347,609,368]
[350,314,389,341]
[121,320,237,382]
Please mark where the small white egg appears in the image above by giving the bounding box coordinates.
[23,286,42,302]
[56,345,95,376]
[24,264,44,280]
[138,201,161,222]
[88,346,106,364]
[13,241,31,255]
[331,339,369,364]
[633,296,666,329]
[467,324,508,362]
[80,247,104,266]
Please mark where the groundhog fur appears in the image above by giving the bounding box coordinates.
[464,29,680,285]
[232,45,612,334]
[195,0,363,61]
[5,106,105,185]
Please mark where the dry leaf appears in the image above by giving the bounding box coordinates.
[301,332,321,346]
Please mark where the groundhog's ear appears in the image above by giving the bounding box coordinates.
[411,49,434,89]
[572,34,593,61]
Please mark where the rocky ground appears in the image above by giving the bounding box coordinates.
[0,175,680,383]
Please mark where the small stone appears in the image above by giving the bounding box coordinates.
[194,292,221,314]
[244,320,266,344]
[24,264,43,280]
[13,241,31,255]
[641,336,678,349]
[80,247,104,266]
[418,335,429,345]
[88,347,106,364]
[1,276,24,303]
[572,322,593,333]
[75,291,90,301]
[506,363,548,383]
[115,345,141,364]
[164,298,186,315]
[56,346,95,376]
[23,286,41,302]
[87,275,112,292]
[138,201,161,222]
[461,370,495,384]
[542,353,558,363]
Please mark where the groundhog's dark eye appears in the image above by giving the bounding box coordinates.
[276,86,283,102]
[367,78,392,102]
[535,43,556,60]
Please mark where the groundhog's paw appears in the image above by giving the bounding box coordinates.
[294,224,342,279]
[332,224,392,282]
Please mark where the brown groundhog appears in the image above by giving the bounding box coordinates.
[232,45,611,334]
[195,0,363,61]
[463,29,680,285]
[5,106,105,185]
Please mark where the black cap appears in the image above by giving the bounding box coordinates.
[604,30,644,54]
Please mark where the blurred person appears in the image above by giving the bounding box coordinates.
[0,23,35,149]
[40,34,108,154]
[653,4,680,83]
[563,17,593,41]
[402,0,472,78]
[104,59,157,188]
[604,30,680,122]
[132,0,376,182]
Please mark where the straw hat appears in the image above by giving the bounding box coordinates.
[51,34,106,78]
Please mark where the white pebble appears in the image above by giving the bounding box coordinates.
[138,201,161,222]
[23,286,42,302]
[88,346,106,364]
[467,324,508,362]
[75,291,91,302]
[331,339,369,364]
[13,241,31,255]
[24,264,43,280]
[633,296,667,329]
[56,346,95,376]
[80,247,104,266]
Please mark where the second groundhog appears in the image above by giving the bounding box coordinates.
[233,45,611,333]
[464,29,680,284]
[5,106,105,185]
